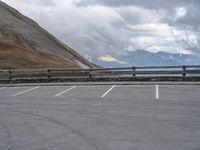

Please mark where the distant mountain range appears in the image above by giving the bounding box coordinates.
[0,1,95,69]
[90,50,200,67]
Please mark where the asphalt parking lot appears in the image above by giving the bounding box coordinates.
[0,83,200,150]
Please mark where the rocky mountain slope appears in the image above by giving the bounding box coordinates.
[0,1,95,69]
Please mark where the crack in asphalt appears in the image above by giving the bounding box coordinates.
[0,122,13,150]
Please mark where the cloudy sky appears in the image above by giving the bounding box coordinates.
[2,0,200,60]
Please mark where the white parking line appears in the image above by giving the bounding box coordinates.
[0,87,5,90]
[12,86,40,97]
[156,85,159,99]
[101,85,116,98]
[54,86,76,97]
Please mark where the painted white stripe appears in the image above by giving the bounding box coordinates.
[156,85,159,99]
[54,86,76,97]
[0,87,5,90]
[101,85,115,98]
[12,86,40,97]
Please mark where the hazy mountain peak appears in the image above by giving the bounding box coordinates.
[97,54,127,65]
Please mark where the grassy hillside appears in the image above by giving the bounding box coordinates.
[0,40,79,69]
[0,1,96,69]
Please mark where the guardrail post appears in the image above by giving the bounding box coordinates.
[132,66,136,77]
[47,69,51,80]
[182,66,186,76]
[9,70,12,81]
[89,69,93,79]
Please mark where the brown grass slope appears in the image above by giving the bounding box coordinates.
[0,40,79,69]
[0,1,95,69]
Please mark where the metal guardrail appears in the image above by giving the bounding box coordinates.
[0,65,200,81]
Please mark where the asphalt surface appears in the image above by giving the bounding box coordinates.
[0,83,200,150]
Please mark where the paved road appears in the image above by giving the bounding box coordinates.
[0,83,200,150]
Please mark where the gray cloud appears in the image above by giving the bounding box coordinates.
[78,0,200,29]
[37,0,55,6]
[77,0,200,9]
